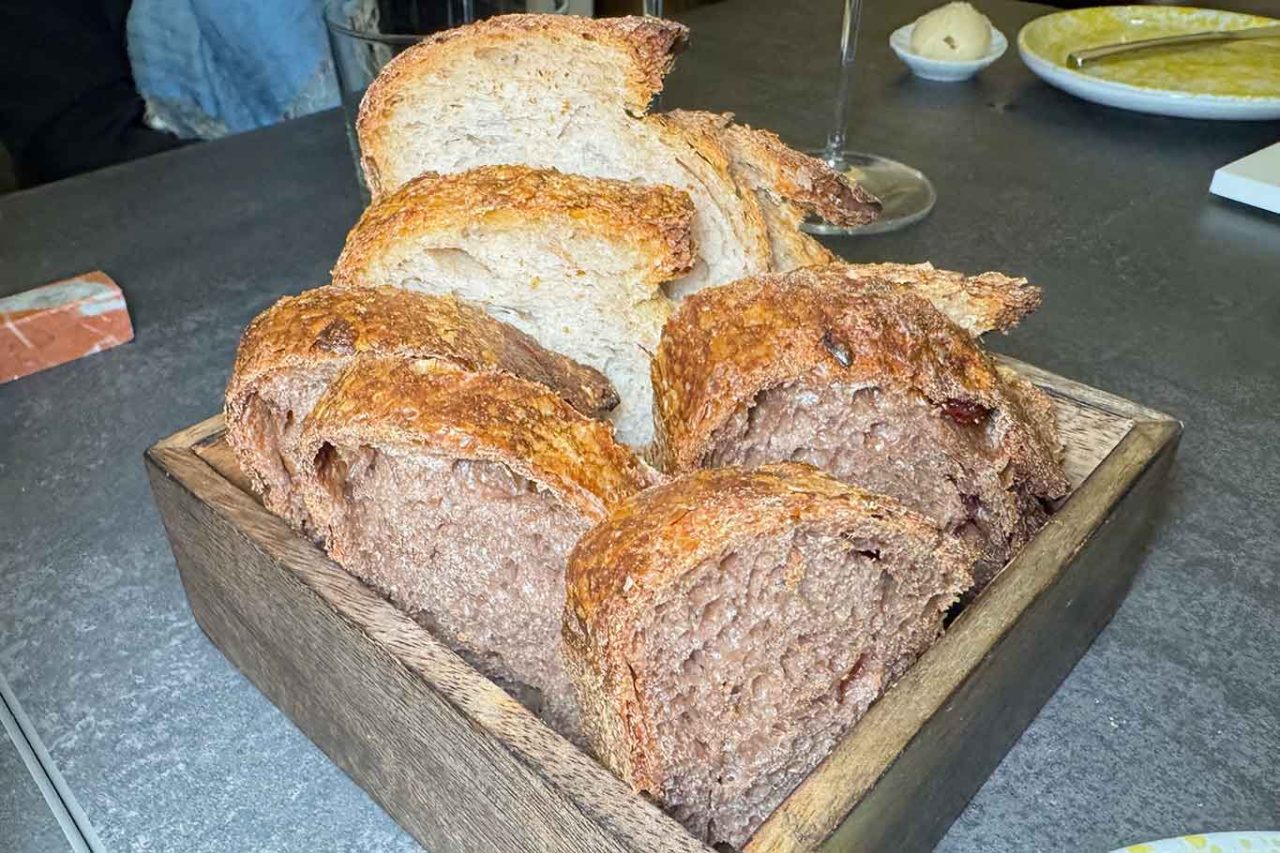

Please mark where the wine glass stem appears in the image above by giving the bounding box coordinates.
[643,0,664,17]
[826,0,864,164]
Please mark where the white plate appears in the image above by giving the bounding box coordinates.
[1018,6,1280,120]
[1109,831,1280,853]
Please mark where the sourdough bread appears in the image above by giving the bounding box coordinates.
[224,285,616,532]
[564,463,976,846]
[664,111,880,271]
[652,267,1069,590]
[355,15,876,296]
[842,261,1042,335]
[298,357,658,741]
[332,165,694,446]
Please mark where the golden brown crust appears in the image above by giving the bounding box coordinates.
[332,165,697,290]
[660,111,874,270]
[299,358,659,522]
[760,202,840,269]
[843,262,1042,335]
[225,285,618,421]
[716,118,881,228]
[650,265,1068,501]
[358,15,688,195]
[562,462,975,791]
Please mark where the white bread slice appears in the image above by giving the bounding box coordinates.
[356,15,876,296]
[332,165,696,447]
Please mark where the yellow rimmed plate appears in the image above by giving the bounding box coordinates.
[1109,831,1280,853]
[1018,6,1280,119]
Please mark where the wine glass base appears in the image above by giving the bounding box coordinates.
[801,150,936,236]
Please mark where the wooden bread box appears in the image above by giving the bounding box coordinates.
[145,355,1179,852]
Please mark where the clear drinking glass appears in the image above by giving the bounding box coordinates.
[802,0,936,235]
[325,0,568,198]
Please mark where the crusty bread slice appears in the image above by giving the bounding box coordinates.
[664,111,880,270]
[651,267,1068,590]
[224,285,616,531]
[564,463,976,846]
[355,15,876,296]
[298,357,659,741]
[358,14,686,195]
[842,261,1042,335]
[332,165,695,447]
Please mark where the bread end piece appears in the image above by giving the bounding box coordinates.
[719,119,882,228]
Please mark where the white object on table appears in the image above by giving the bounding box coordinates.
[1210,142,1280,215]
[890,22,1007,81]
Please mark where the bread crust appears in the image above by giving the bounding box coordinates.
[842,262,1041,335]
[331,165,697,291]
[298,357,659,523]
[646,112,775,279]
[650,266,1068,506]
[661,111,877,271]
[358,15,688,196]
[562,462,975,792]
[226,285,618,423]
[716,117,881,228]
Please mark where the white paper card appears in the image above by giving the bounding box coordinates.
[1210,142,1280,216]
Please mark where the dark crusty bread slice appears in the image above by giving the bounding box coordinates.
[651,266,1068,590]
[297,357,659,741]
[224,285,615,532]
[563,463,976,847]
[331,165,695,447]
[355,14,875,295]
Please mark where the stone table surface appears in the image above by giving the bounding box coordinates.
[1,0,1277,849]
[0,731,67,853]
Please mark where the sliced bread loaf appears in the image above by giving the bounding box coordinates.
[332,165,694,447]
[563,463,976,846]
[224,285,615,532]
[297,357,659,741]
[355,15,875,294]
[651,267,1069,590]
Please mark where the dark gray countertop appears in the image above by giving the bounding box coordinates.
[1,0,1277,849]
